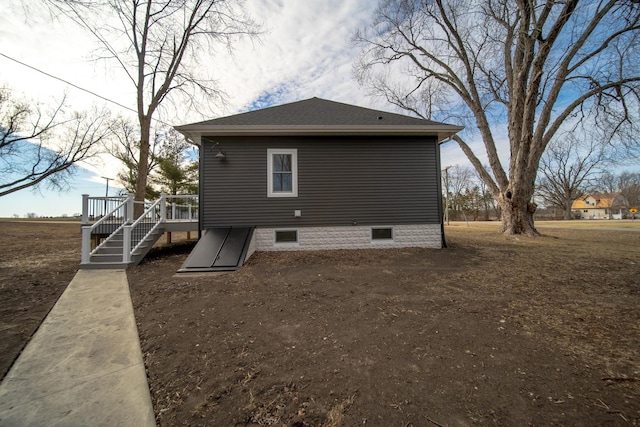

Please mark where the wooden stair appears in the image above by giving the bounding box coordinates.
[81,228,165,269]
[80,193,199,270]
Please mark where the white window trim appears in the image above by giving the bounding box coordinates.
[274,228,299,246]
[371,226,394,243]
[267,148,298,198]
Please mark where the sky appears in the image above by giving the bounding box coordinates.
[0,0,474,218]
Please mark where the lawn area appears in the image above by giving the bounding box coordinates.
[536,219,640,230]
[448,219,640,230]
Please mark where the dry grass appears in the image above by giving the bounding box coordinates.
[537,219,640,229]
[447,219,640,230]
[324,393,357,427]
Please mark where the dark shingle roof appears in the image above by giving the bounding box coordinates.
[190,97,439,126]
[176,97,463,141]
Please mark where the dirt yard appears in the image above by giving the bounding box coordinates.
[128,223,640,426]
[1,220,639,426]
[0,220,80,379]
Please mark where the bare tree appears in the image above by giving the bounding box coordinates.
[597,171,619,194]
[0,86,115,197]
[536,132,607,219]
[594,171,640,209]
[442,165,476,222]
[476,168,497,221]
[45,0,258,212]
[447,165,474,202]
[355,0,640,235]
[617,172,640,209]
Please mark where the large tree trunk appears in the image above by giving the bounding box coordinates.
[134,116,151,217]
[564,197,573,220]
[498,191,540,236]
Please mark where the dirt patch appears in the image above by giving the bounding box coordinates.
[0,220,81,379]
[128,225,640,426]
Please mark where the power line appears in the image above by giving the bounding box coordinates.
[0,51,171,127]
[0,52,136,114]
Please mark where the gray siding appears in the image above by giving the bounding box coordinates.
[201,136,440,228]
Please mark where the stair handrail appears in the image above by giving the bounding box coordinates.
[88,200,128,231]
[81,194,134,264]
[123,194,166,263]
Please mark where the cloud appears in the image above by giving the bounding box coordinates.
[212,0,380,114]
[2,0,394,122]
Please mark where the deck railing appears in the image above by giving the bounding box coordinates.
[125,197,163,262]
[81,195,129,225]
[81,193,198,265]
[165,195,199,221]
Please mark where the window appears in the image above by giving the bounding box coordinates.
[267,149,298,197]
[371,227,393,241]
[275,229,298,244]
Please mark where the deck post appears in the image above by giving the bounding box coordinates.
[160,193,167,222]
[123,225,132,264]
[81,194,89,225]
[161,194,169,244]
[126,193,134,223]
[81,226,91,264]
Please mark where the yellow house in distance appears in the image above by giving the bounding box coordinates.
[571,193,628,219]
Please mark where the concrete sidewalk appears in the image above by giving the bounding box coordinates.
[0,269,155,427]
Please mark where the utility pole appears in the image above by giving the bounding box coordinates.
[101,176,113,215]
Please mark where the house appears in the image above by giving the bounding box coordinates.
[174,97,463,271]
[571,193,628,219]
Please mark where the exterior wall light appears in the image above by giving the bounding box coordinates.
[212,142,226,160]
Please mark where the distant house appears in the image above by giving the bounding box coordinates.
[174,97,463,271]
[571,193,628,219]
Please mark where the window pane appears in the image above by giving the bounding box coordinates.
[273,154,291,172]
[275,230,297,243]
[372,228,393,240]
[273,172,292,192]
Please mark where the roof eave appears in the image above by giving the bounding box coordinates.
[175,125,464,145]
